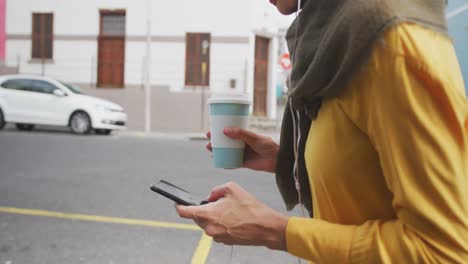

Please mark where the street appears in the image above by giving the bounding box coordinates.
[0,128,300,264]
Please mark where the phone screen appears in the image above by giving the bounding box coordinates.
[150,180,206,206]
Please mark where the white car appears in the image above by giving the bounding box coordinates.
[0,75,127,135]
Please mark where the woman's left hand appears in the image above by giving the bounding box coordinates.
[176,182,289,250]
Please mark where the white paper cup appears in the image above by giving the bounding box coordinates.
[208,95,251,169]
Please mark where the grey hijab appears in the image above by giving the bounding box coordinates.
[275,0,448,215]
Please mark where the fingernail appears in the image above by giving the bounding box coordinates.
[224,128,232,133]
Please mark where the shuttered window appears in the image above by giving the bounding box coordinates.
[185,33,210,86]
[31,13,53,59]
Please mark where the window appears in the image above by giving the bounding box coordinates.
[31,80,59,94]
[185,33,210,86]
[1,79,33,91]
[101,12,126,37]
[32,13,54,59]
[59,81,84,94]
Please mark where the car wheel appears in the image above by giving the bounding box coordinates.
[95,129,112,135]
[16,124,35,131]
[0,109,5,130]
[70,111,92,135]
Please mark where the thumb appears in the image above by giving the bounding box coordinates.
[176,204,197,219]
[206,184,231,202]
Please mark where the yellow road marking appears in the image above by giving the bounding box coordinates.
[0,206,200,231]
[191,233,213,264]
[0,206,213,264]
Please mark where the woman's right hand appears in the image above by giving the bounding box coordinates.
[206,128,279,173]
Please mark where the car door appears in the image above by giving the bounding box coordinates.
[28,80,70,126]
[0,78,36,123]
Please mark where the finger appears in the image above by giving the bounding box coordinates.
[207,186,228,202]
[207,182,235,202]
[205,142,212,152]
[223,127,260,146]
[206,131,211,140]
[175,205,197,219]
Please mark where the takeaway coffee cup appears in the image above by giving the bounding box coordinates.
[208,94,251,169]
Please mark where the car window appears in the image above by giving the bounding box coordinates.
[31,80,60,94]
[0,79,33,91]
[59,81,84,94]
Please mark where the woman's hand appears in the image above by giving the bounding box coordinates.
[176,182,288,250]
[206,128,279,173]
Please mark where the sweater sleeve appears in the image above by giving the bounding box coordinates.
[285,38,468,263]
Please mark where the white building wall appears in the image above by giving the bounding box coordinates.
[5,0,295,121]
[6,0,259,82]
[124,41,185,90]
[210,42,249,93]
[6,0,259,36]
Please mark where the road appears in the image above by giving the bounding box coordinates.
[0,128,302,264]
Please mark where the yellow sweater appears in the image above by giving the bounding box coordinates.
[285,23,468,263]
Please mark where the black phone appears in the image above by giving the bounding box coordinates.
[150,180,208,206]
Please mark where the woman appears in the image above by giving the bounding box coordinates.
[177,0,468,262]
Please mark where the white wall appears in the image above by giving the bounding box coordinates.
[7,0,260,36]
[5,0,294,121]
[210,42,249,93]
[6,39,97,84]
[5,0,266,85]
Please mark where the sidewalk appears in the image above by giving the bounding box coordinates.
[116,128,281,142]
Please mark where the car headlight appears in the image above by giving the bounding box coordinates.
[95,105,113,112]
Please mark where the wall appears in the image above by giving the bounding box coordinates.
[447,1,468,93]
[80,86,146,131]
[4,0,296,131]
[5,0,263,91]
[81,85,211,133]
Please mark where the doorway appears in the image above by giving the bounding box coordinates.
[253,36,269,117]
[97,10,126,88]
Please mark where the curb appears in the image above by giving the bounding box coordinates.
[115,131,208,141]
[116,129,280,141]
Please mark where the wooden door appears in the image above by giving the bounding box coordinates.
[98,37,125,87]
[97,11,126,88]
[253,36,269,117]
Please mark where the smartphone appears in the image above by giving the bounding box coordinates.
[150,180,208,206]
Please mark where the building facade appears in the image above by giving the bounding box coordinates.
[3,1,464,132]
[2,0,293,131]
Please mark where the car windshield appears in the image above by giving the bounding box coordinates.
[59,81,84,94]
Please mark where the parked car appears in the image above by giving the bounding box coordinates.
[0,75,127,135]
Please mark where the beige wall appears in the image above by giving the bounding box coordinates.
[81,86,210,133]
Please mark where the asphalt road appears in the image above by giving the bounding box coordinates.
[0,128,302,264]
